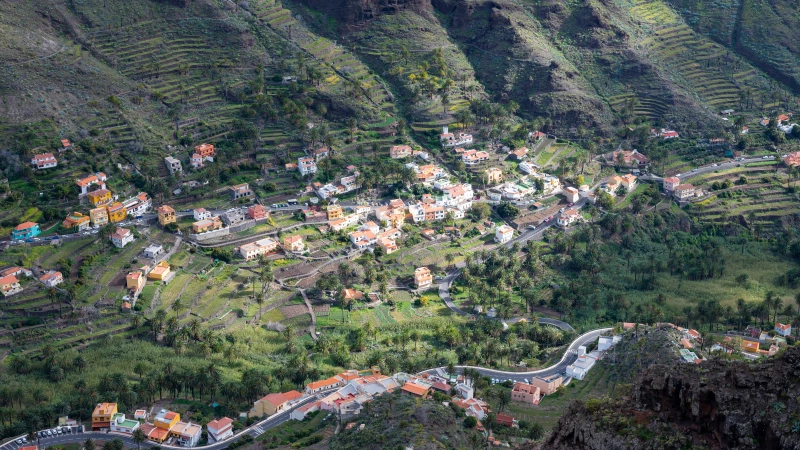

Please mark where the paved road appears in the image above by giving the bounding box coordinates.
[0,395,325,450]
[421,327,611,381]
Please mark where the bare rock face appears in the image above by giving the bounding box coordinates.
[525,346,800,450]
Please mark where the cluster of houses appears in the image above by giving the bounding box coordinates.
[309,174,360,200]
[90,403,229,447]
[600,174,638,197]
[188,202,266,237]
[389,145,430,161]
[440,127,473,148]
[662,176,697,201]
[234,233,305,260]
[29,140,73,170]
[759,114,797,135]
[0,266,63,298]
[191,143,216,169]
[565,333,623,380]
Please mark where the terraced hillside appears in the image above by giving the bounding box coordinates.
[667,0,800,95]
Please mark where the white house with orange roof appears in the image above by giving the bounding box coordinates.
[557,209,580,228]
[414,267,432,289]
[440,126,473,147]
[305,376,345,395]
[495,224,514,243]
[39,271,64,288]
[673,184,696,200]
[31,153,58,170]
[0,275,22,297]
[663,176,681,192]
[283,235,305,254]
[206,418,234,442]
[76,172,108,196]
[776,323,792,337]
[111,227,134,249]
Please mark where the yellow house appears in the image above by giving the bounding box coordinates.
[157,205,177,226]
[87,189,113,206]
[126,271,145,293]
[148,261,171,281]
[249,391,303,418]
[192,217,223,234]
[154,409,180,430]
[62,212,91,231]
[327,204,343,220]
[92,402,118,430]
[89,207,109,227]
[107,202,127,223]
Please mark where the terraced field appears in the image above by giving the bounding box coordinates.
[621,0,775,111]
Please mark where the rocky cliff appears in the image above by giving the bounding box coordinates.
[530,346,800,450]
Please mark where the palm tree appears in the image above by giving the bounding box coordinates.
[410,330,421,351]
[84,438,95,450]
[173,298,183,318]
[132,427,146,450]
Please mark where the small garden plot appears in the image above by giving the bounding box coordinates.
[187,255,214,273]
[278,304,309,320]
[169,251,191,268]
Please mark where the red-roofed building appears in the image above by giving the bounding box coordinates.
[401,382,429,398]
[31,153,57,170]
[207,417,234,442]
[496,413,516,427]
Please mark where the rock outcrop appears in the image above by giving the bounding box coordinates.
[531,346,800,450]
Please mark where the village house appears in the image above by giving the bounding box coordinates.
[31,153,58,170]
[342,288,365,302]
[377,237,398,254]
[776,323,792,337]
[327,204,344,220]
[59,139,73,152]
[157,205,177,226]
[92,403,118,430]
[229,184,254,201]
[401,382,430,398]
[249,391,304,418]
[563,186,579,203]
[11,222,40,240]
[194,143,216,161]
[193,208,212,221]
[407,163,447,184]
[206,418,234,442]
[76,173,108,196]
[598,335,622,351]
[495,224,514,244]
[484,167,503,184]
[440,127,473,147]
[283,235,305,254]
[663,176,681,191]
[329,214,361,232]
[784,152,800,167]
[611,150,648,167]
[190,154,205,169]
[237,238,279,261]
[148,261,173,282]
[192,217,224,234]
[359,221,380,235]
[298,157,317,176]
[305,376,345,395]
[312,147,329,161]
[673,184,696,200]
[511,382,540,404]
[107,202,127,223]
[122,192,152,217]
[0,275,23,297]
[451,397,489,420]
[349,230,377,250]
[89,207,109,227]
[143,244,164,259]
[510,147,528,160]
[566,347,600,380]
[247,204,269,220]
[462,150,490,165]
[408,204,447,223]
[414,267,432,289]
[63,212,91,232]
[290,402,321,421]
[529,130,546,141]
[557,209,580,228]
[126,271,146,295]
[390,145,413,159]
[87,189,113,207]
[164,156,183,175]
[529,374,563,396]
[221,208,247,226]
[0,267,32,278]
[496,413,516,428]
[110,413,140,435]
